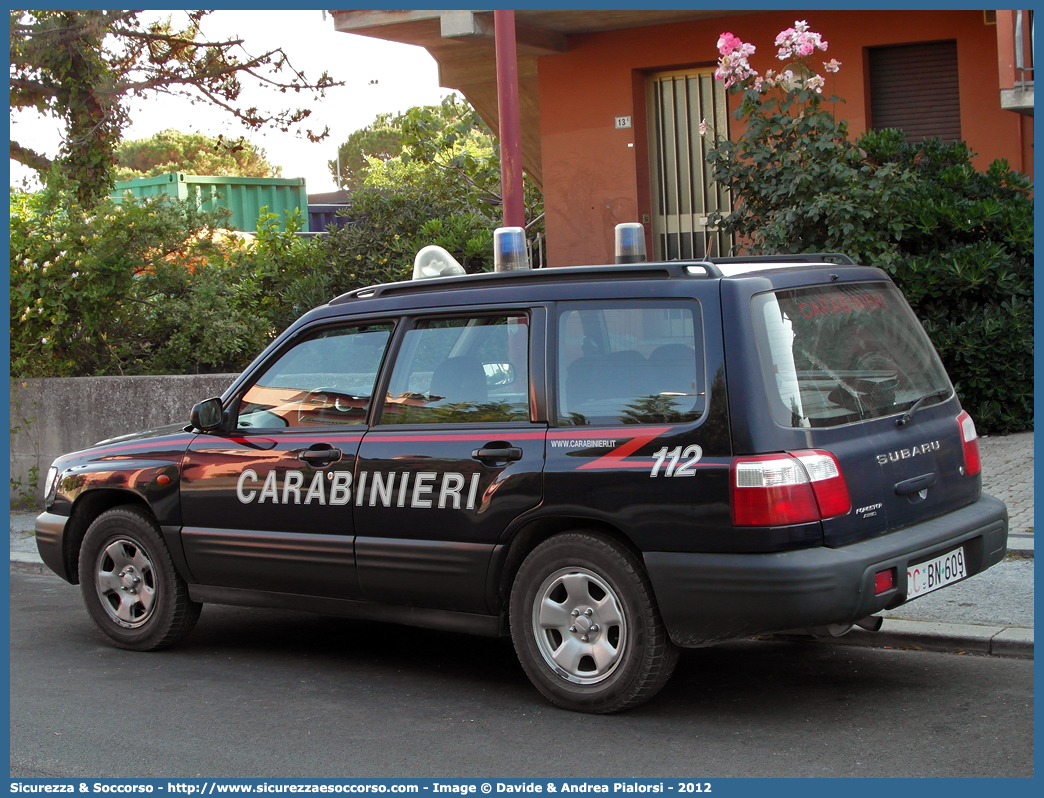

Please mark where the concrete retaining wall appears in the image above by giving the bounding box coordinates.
[10,374,237,506]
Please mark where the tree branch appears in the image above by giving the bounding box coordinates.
[10,141,53,172]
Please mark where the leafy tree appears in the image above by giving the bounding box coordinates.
[116,129,281,179]
[10,10,336,206]
[391,95,542,218]
[329,96,543,221]
[703,22,1033,433]
[328,113,402,190]
[309,96,546,300]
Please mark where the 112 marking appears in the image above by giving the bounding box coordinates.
[650,445,703,477]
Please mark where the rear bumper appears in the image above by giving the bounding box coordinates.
[645,494,1008,647]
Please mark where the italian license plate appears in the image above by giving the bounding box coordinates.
[907,547,967,599]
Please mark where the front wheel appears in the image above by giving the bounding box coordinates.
[78,506,201,651]
[509,531,678,713]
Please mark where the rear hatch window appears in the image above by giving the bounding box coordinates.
[752,282,977,546]
[752,282,951,429]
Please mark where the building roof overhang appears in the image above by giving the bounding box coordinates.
[330,10,754,186]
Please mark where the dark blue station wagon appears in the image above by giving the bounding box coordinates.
[37,253,1008,713]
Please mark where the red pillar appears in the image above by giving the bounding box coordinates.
[494,10,525,228]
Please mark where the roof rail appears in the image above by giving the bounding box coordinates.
[326,253,859,306]
[328,262,686,305]
[682,260,724,278]
[706,252,856,266]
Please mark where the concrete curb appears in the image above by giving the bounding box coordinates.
[777,618,1034,659]
[1006,533,1034,558]
[11,550,52,577]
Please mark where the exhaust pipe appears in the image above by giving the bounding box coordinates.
[854,615,884,632]
[777,614,884,638]
[804,615,882,638]
[812,623,854,638]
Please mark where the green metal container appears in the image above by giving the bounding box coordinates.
[111,173,308,232]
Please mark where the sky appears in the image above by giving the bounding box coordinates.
[9,10,452,194]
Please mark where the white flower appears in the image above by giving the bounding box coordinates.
[698,119,710,136]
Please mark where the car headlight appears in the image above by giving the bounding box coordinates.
[43,465,59,502]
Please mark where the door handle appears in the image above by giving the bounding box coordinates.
[472,446,523,465]
[894,472,936,496]
[297,447,343,466]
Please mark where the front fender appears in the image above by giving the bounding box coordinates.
[52,459,182,526]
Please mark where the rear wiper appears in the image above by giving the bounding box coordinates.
[897,389,950,427]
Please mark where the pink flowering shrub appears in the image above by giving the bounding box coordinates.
[711,20,838,102]
[699,22,1034,434]
[713,32,758,87]
[774,20,828,60]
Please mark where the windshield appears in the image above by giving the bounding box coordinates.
[752,282,952,428]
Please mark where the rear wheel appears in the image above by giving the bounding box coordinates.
[78,506,201,651]
[509,531,678,713]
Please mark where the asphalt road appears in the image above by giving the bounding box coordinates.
[10,572,1034,779]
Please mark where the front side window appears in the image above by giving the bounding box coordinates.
[380,314,530,424]
[557,302,705,426]
[752,283,952,428]
[237,323,393,429]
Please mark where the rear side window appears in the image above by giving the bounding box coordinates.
[557,301,705,426]
[752,283,951,428]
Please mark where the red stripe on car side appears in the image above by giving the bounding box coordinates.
[573,427,674,470]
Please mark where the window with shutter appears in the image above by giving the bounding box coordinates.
[869,41,961,143]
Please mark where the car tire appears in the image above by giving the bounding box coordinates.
[509,531,678,713]
[77,506,201,651]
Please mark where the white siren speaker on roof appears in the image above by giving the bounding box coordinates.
[412,245,466,280]
[615,222,647,264]
[494,226,530,272]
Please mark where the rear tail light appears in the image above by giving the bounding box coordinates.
[732,450,851,526]
[956,410,981,476]
[792,450,852,518]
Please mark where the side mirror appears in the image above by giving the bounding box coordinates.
[190,397,225,431]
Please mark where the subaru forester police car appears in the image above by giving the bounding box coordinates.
[36,227,1008,713]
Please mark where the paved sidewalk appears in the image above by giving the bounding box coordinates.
[10,432,1033,659]
[979,431,1034,561]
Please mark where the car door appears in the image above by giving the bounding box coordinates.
[545,296,734,553]
[353,308,547,614]
[179,320,394,598]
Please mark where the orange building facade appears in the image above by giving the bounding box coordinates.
[537,10,1032,266]
[333,9,1033,268]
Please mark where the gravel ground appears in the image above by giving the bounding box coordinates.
[10,511,36,552]
[879,558,1034,628]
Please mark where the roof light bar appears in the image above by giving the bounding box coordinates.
[614,222,647,264]
[412,245,466,280]
[494,226,530,272]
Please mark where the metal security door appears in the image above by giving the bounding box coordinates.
[647,70,732,260]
